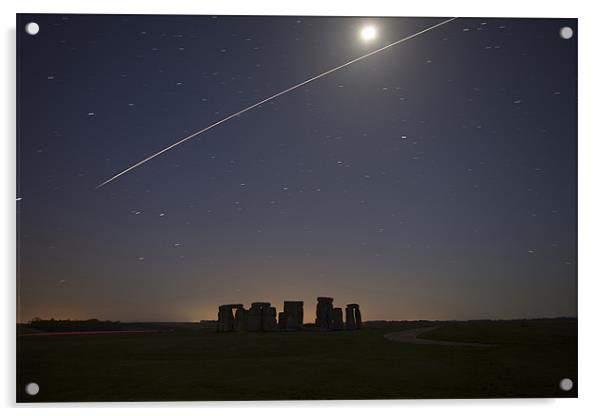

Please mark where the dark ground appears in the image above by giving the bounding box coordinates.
[16,318,577,402]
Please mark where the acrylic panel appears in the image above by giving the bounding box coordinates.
[16,14,577,402]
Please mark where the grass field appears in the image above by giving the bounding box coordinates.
[16,319,577,402]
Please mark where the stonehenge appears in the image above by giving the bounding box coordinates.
[247,302,273,332]
[315,297,334,329]
[215,303,272,332]
[261,305,278,331]
[283,301,304,330]
[234,307,248,331]
[216,297,361,332]
[217,304,242,332]
[315,297,357,330]
[345,306,355,330]
[345,304,362,330]
[354,306,362,329]
[278,312,287,330]
[332,307,344,330]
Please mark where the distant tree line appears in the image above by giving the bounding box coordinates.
[29,318,122,332]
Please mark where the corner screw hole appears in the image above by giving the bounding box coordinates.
[25,382,39,396]
[559,378,573,391]
[25,22,40,36]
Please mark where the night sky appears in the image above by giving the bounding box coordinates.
[17,14,577,322]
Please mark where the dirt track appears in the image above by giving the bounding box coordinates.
[17,329,161,337]
[384,327,495,347]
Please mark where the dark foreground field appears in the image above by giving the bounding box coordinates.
[16,319,577,402]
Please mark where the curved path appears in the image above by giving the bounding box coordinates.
[384,327,495,347]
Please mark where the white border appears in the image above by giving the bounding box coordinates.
[3,1,601,415]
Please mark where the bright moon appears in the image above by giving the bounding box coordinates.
[360,25,377,42]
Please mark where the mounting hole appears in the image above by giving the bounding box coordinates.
[559,378,573,391]
[25,22,40,36]
[559,26,573,40]
[25,382,39,396]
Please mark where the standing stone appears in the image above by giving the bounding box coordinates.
[234,306,248,331]
[217,304,242,332]
[283,301,304,330]
[332,307,344,330]
[248,302,272,332]
[315,297,334,329]
[216,305,227,332]
[262,306,278,331]
[247,304,263,332]
[345,306,356,330]
[278,312,288,330]
[217,306,225,332]
[346,304,362,330]
[354,306,362,329]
